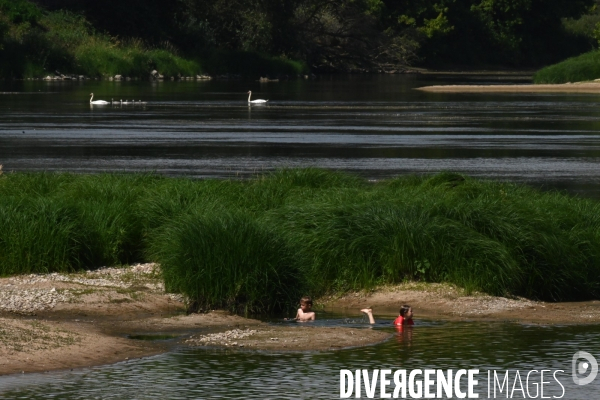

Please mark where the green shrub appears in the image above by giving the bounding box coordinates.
[145,49,199,76]
[534,50,600,83]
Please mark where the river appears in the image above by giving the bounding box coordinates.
[1,74,600,398]
[1,73,600,198]
[1,313,600,399]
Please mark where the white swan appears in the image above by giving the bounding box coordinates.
[247,91,268,104]
[89,93,109,105]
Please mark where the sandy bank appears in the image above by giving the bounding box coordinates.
[416,82,600,93]
[1,266,599,376]
[0,265,388,376]
[323,282,600,325]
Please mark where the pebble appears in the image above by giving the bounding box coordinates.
[185,329,257,346]
[0,263,162,314]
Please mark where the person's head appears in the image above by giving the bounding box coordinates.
[300,296,313,311]
[399,304,413,320]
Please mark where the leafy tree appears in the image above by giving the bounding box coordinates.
[0,0,41,25]
[290,0,422,71]
[179,0,297,54]
[34,0,184,43]
[27,0,599,70]
[410,0,594,66]
[563,0,600,49]
[0,20,6,51]
[470,0,593,63]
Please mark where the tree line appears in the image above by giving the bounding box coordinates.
[2,0,599,74]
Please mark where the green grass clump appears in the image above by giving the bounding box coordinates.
[147,49,199,77]
[151,211,300,314]
[1,169,600,312]
[0,173,148,274]
[534,50,600,83]
[75,42,142,77]
[74,44,201,78]
[0,197,84,274]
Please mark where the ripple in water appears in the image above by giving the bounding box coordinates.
[2,321,600,399]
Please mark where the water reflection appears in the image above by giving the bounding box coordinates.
[1,320,600,399]
[394,325,413,347]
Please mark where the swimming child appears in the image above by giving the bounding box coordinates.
[392,305,414,326]
[360,305,414,326]
[286,296,316,322]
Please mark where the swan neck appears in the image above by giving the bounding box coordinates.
[248,92,251,102]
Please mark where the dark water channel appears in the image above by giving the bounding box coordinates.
[1,314,600,399]
[1,73,600,198]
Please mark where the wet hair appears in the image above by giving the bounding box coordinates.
[300,296,313,306]
[399,304,411,317]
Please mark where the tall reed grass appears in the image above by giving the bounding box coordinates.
[1,169,600,312]
[150,211,300,313]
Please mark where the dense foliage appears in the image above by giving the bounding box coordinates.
[534,1,600,83]
[1,170,600,313]
[0,0,598,78]
[34,0,596,69]
[0,1,305,78]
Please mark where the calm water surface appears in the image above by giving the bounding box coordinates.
[1,316,600,399]
[1,74,600,198]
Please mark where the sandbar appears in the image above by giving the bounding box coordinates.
[1,265,599,376]
[416,82,600,93]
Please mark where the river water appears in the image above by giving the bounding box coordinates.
[2,74,600,398]
[1,73,600,198]
[1,314,600,399]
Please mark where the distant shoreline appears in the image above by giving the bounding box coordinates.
[416,82,600,93]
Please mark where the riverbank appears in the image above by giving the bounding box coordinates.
[416,81,600,93]
[0,264,390,376]
[2,264,600,376]
[323,282,600,324]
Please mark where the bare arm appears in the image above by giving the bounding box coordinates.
[361,308,375,324]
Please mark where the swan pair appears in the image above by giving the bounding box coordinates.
[247,91,268,104]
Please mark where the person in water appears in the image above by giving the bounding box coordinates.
[286,296,315,322]
[360,304,414,325]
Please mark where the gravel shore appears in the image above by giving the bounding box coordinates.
[2,264,599,376]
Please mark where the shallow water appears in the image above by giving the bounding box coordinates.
[1,315,600,399]
[2,74,600,198]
